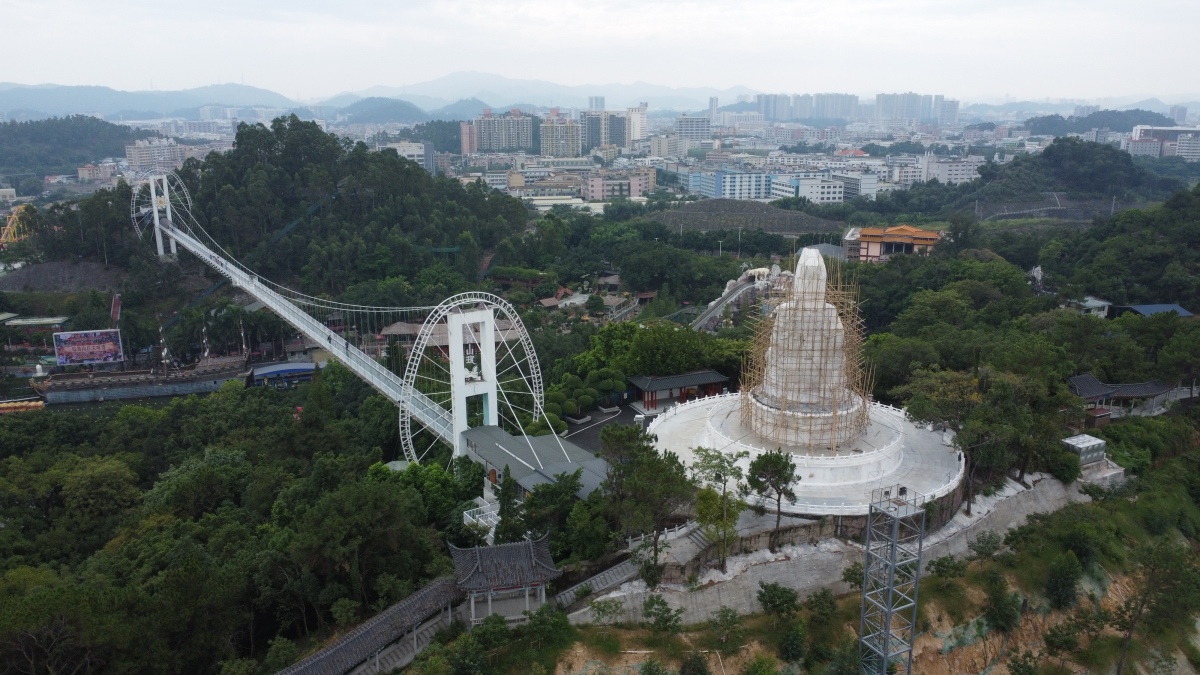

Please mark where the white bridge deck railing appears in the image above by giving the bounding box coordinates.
[164,223,455,445]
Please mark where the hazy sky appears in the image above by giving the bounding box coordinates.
[7,0,1199,102]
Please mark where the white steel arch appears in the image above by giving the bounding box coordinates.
[399,292,545,464]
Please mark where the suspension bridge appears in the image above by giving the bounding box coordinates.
[131,172,549,464]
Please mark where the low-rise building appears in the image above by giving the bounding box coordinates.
[380,141,435,173]
[844,225,940,262]
[77,163,119,183]
[125,139,187,173]
[770,176,844,203]
[1176,134,1200,162]
[831,172,881,200]
[583,169,655,201]
[1126,137,1163,158]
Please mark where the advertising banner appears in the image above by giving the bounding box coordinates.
[52,329,125,365]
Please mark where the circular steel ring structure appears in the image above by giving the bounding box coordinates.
[399,292,544,463]
[129,171,193,240]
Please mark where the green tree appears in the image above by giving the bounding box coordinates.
[805,588,838,622]
[1045,550,1083,610]
[1006,649,1041,675]
[779,620,808,663]
[968,530,1003,560]
[1043,621,1079,669]
[708,606,744,650]
[756,581,800,627]
[471,613,510,651]
[841,561,864,591]
[1111,538,1200,675]
[739,653,780,675]
[679,651,711,675]
[610,433,695,576]
[642,594,683,635]
[494,465,526,544]
[691,447,747,572]
[640,658,673,675]
[746,449,799,552]
[589,598,622,633]
[983,571,1021,634]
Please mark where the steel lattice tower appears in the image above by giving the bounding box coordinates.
[859,485,926,675]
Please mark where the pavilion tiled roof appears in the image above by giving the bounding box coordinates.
[628,369,729,393]
[1068,373,1171,401]
[449,535,561,592]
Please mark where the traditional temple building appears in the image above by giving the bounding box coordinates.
[449,535,562,624]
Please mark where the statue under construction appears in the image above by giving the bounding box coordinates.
[742,247,872,452]
[648,246,964,517]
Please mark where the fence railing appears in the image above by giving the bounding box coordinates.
[625,520,697,551]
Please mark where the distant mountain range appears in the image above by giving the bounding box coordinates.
[0,83,297,120]
[337,71,760,111]
[2,75,1196,125]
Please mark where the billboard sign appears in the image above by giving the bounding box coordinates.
[52,329,125,365]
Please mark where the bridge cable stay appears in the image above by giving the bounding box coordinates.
[134,174,555,463]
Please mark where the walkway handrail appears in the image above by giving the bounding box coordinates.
[162,222,455,445]
[276,577,461,675]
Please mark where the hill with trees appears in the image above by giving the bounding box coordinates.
[776,137,1187,225]
[2,113,1200,672]
[1026,108,1175,135]
[337,97,429,124]
[0,115,157,175]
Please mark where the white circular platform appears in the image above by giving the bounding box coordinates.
[648,394,964,516]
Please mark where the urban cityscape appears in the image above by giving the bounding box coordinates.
[2,2,1200,675]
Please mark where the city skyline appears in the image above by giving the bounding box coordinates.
[5,0,1200,103]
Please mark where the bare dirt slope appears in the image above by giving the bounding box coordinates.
[0,261,127,293]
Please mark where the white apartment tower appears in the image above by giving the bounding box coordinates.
[627,103,648,142]
[588,96,605,111]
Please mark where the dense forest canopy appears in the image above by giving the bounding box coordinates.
[0,116,157,175]
[3,111,1200,672]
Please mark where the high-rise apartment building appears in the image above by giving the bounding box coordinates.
[674,114,712,140]
[473,110,534,151]
[792,94,814,119]
[588,96,605,111]
[875,92,937,120]
[581,111,630,150]
[1074,105,1100,118]
[1170,105,1189,125]
[813,93,858,120]
[756,94,792,120]
[709,97,719,119]
[938,99,960,125]
[627,103,648,142]
[460,121,479,155]
[541,117,582,157]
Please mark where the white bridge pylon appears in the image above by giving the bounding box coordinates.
[130,173,545,463]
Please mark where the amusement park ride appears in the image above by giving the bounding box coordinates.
[1,205,33,249]
[128,171,552,465]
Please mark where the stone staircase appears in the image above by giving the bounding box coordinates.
[349,612,450,675]
[554,559,639,608]
[684,527,710,552]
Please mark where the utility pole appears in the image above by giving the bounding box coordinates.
[737,226,742,259]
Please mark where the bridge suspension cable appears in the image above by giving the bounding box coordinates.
[130,172,547,463]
